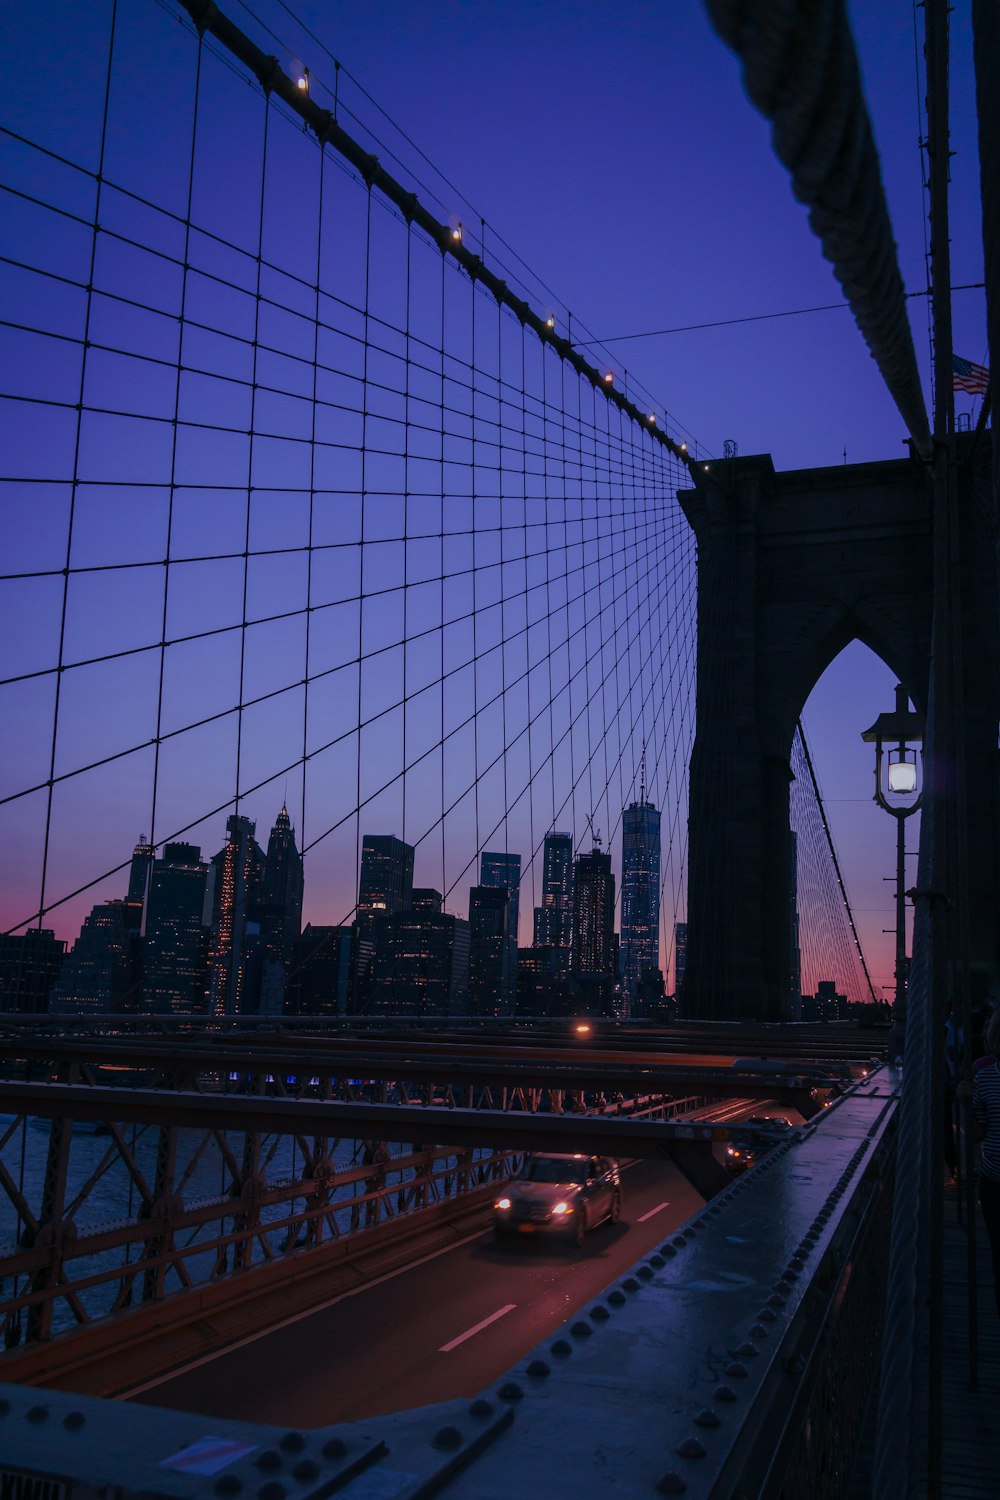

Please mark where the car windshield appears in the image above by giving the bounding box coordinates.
[521,1157,587,1184]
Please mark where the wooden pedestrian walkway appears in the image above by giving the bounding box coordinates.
[929,1188,1000,1498]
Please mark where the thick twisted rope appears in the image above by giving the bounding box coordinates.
[704,0,932,458]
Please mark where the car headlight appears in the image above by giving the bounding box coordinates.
[551,1201,570,1215]
[495,1197,511,1210]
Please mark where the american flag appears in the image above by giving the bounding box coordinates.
[952,354,990,395]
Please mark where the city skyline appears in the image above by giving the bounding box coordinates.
[9,776,872,1017]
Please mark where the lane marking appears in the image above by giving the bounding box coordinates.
[439,1303,516,1353]
[124,1159,686,1400]
[123,1224,494,1398]
[637,1201,671,1223]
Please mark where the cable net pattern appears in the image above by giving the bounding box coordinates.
[790,723,875,1006]
[0,0,696,982]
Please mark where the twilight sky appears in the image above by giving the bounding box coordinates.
[0,0,989,1002]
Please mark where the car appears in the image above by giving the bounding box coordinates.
[494,1153,622,1247]
[742,1114,794,1137]
[724,1116,794,1175]
[724,1137,761,1175]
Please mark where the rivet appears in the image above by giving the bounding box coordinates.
[590,1304,610,1321]
[623,1277,640,1292]
[637,1265,654,1280]
[655,1473,688,1494]
[498,1381,524,1401]
[551,1339,572,1357]
[675,1437,706,1459]
[215,1478,242,1496]
[279,1433,305,1454]
[292,1460,319,1482]
[432,1426,463,1451]
[737,1342,759,1357]
[775,1280,792,1294]
[63,1411,86,1430]
[26,1407,49,1424]
[609,1290,627,1306]
[724,1361,749,1378]
[673,1235,687,1246]
[650,1254,665,1267]
[321,1440,347,1460]
[255,1453,282,1472]
[526,1359,550,1377]
[660,1244,677,1257]
[695,1218,707,1229]
[748,1324,767,1339]
[714,1385,738,1402]
[694,1408,721,1428]
[758,1308,777,1322]
[469,1399,493,1417]
[571,1321,592,1338]
[767,1293,786,1307]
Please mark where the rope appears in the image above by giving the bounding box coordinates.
[704,0,932,458]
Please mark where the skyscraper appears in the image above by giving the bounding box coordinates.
[144,842,209,1013]
[0,929,66,1014]
[257,805,304,1013]
[207,814,264,1017]
[371,895,470,1016]
[353,834,415,1008]
[127,834,155,908]
[479,852,522,940]
[571,846,616,976]
[50,900,142,1014]
[358,835,415,916]
[620,798,661,1004]
[468,885,515,1016]
[532,831,573,953]
[290,926,353,1017]
[673,921,688,1003]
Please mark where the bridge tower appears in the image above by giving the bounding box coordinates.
[679,442,999,1021]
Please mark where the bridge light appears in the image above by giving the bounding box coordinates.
[680,442,687,452]
[888,759,917,794]
[451,224,463,243]
[545,315,555,330]
[604,371,613,385]
[861,684,924,1032]
[296,70,309,93]
[648,413,656,425]
[704,464,710,471]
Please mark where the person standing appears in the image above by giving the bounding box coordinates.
[960,1009,1000,1315]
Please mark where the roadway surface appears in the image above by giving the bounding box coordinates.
[128,1156,703,1427]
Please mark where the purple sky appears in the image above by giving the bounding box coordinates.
[1,0,989,1002]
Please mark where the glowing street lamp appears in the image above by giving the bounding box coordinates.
[861,683,924,1028]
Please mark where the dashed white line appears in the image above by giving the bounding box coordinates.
[123,1224,494,1397]
[439,1303,516,1353]
[637,1200,671,1223]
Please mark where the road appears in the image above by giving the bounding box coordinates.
[128,1157,702,1427]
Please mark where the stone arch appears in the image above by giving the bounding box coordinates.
[677,448,997,1020]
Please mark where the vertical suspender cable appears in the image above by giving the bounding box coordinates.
[37,0,120,937]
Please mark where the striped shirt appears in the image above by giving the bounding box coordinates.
[972,1055,1000,1182]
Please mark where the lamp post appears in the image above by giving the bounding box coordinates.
[861,684,924,1028]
